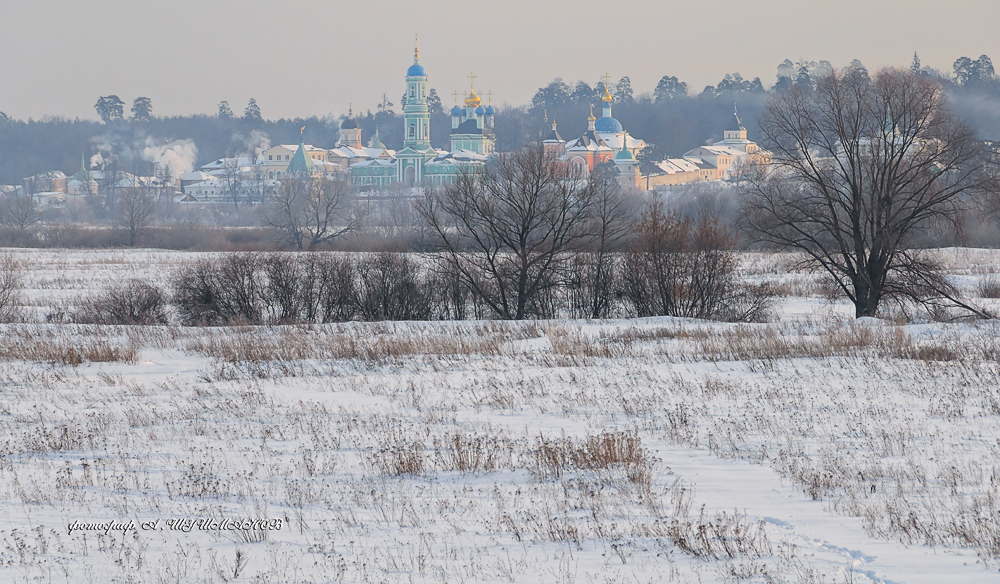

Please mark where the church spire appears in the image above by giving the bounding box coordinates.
[601,73,613,121]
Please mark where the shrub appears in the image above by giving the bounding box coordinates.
[978,274,1000,299]
[173,253,266,325]
[355,252,434,321]
[621,203,774,322]
[77,280,169,325]
[263,253,304,324]
[303,254,357,323]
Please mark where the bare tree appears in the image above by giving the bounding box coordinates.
[417,147,598,320]
[742,67,990,318]
[0,253,23,322]
[261,176,358,250]
[95,154,126,220]
[577,163,637,318]
[116,186,156,246]
[220,158,246,210]
[0,194,40,237]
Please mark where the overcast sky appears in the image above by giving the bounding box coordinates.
[1,0,997,121]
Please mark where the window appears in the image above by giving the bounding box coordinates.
[268,171,274,179]
[285,155,290,161]
[268,155,273,160]
[409,125,415,138]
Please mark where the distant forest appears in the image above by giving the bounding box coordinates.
[1,54,999,185]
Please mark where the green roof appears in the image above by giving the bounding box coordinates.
[370,128,385,150]
[615,148,635,160]
[286,140,316,175]
[71,150,93,182]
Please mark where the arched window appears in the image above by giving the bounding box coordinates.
[409,125,415,138]
[268,171,274,179]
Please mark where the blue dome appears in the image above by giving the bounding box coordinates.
[451,105,463,116]
[594,116,623,133]
[407,62,425,76]
[475,105,485,115]
[485,105,495,115]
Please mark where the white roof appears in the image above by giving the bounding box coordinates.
[330,146,390,160]
[187,178,223,187]
[426,149,489,165]
[350,158,396,169]
[276,144,326,153]
[179,171,213,181]
[685,145,743,158]
[654,159,702,174]
[205,164,257,177]
[596,132,646,151]
[566,138,613,153]
[201,156,254,171]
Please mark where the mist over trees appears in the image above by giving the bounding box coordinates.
[2,54,998,188]
[0,53,997,230]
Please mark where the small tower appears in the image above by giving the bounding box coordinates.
[464,76,482,128]
[339,107,362,148]
[286,133,316,176]
[614,138,639,189]
[587,104,597,132]
[451,91,463,130]
[723,104,748,142]
[542,121,565,159]
[484,91,495,129]
[369,128,385,150]
[594,74,624,134]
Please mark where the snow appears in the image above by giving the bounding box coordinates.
[1,247,1000,583]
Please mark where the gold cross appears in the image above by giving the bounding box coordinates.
[486,90,493,104]
[452,90,460,105]
[468,73,477,90]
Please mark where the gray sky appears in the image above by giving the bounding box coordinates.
[1,0,997,121]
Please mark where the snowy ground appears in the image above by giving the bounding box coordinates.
[2,248,1000,583]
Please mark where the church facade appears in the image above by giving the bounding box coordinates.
[541,81,644,189]
[349,45,496,189]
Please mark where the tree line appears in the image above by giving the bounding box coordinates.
[2,54,998,187]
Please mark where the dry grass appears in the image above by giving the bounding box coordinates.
[188,322,541,364]
[0,335,139,366]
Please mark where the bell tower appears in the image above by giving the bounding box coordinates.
[403,37,430,149]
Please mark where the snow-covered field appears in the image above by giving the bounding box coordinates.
[3,248,1000,583]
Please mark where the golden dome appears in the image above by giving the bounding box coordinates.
[464,90,481,108]
[602,73,613,103]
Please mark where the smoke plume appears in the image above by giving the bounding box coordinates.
[141,138,198,175]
